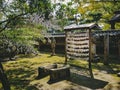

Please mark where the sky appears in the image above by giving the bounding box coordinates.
[51,0,71,4]
[5,0,71,4]
[5,0,12,3]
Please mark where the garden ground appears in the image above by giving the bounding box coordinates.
[0,53,120,90]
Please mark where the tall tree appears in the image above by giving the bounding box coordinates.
[0,0,53,32]
[0,62,10,90]
[0,0,52,90]
[54,2,77,30]
[76,0,120,29]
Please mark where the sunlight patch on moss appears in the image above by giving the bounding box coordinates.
[68,60,89,68]
[1,53,120,90]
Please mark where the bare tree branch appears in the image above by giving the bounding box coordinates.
[0,11,35,32]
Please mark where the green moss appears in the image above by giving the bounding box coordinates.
[1,53,120,90]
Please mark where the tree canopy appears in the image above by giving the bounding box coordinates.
[1,0,120,31]
[0,0,120,59]
[0,0,52,32]
[75,0,120,29]
[0,0,52,59]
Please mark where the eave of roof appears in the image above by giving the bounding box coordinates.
[110,14,120,22]
[64,23,101,31]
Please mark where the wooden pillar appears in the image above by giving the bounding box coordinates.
[51,37,56,56]
[104,34,109,65]
[0,62,10,90]
[91,37,96,60]
[88,29,94,78]
[89,30,92,61]
[65,31,68,64]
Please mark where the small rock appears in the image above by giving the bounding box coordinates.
[101,70,108,74]
[117,72,120,77]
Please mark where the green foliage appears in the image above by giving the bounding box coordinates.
[0,24,44,59]
[77,1,120,29]
[0,0,52,31]
[0,53,119,90]
[0,0,52,59]
[89,12,102,23]
[0,38,36,59]
[52,0,120,30]
[0,25,43,45]
[54,3,77,30]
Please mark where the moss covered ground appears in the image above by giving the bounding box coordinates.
[0,53,120,90]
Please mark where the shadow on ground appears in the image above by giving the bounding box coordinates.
[4,61,39,90]
[69,72,108,89]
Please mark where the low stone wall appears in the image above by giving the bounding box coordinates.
[37,64,70,82]
[37,64,57,78]
[49,65,70,82]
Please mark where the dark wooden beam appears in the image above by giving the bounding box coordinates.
[114,10,120,14]
[104,34,109,65]
[65,31,68,64]
[110,22,115,29]
[89,29,94,78]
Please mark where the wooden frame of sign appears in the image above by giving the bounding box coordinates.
[64,23,101,78]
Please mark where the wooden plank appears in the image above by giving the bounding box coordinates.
[65,31,68,64]
[65,29,94,78]
[66,30,90,61]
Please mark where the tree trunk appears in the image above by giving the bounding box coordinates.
[0,62,10,90]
